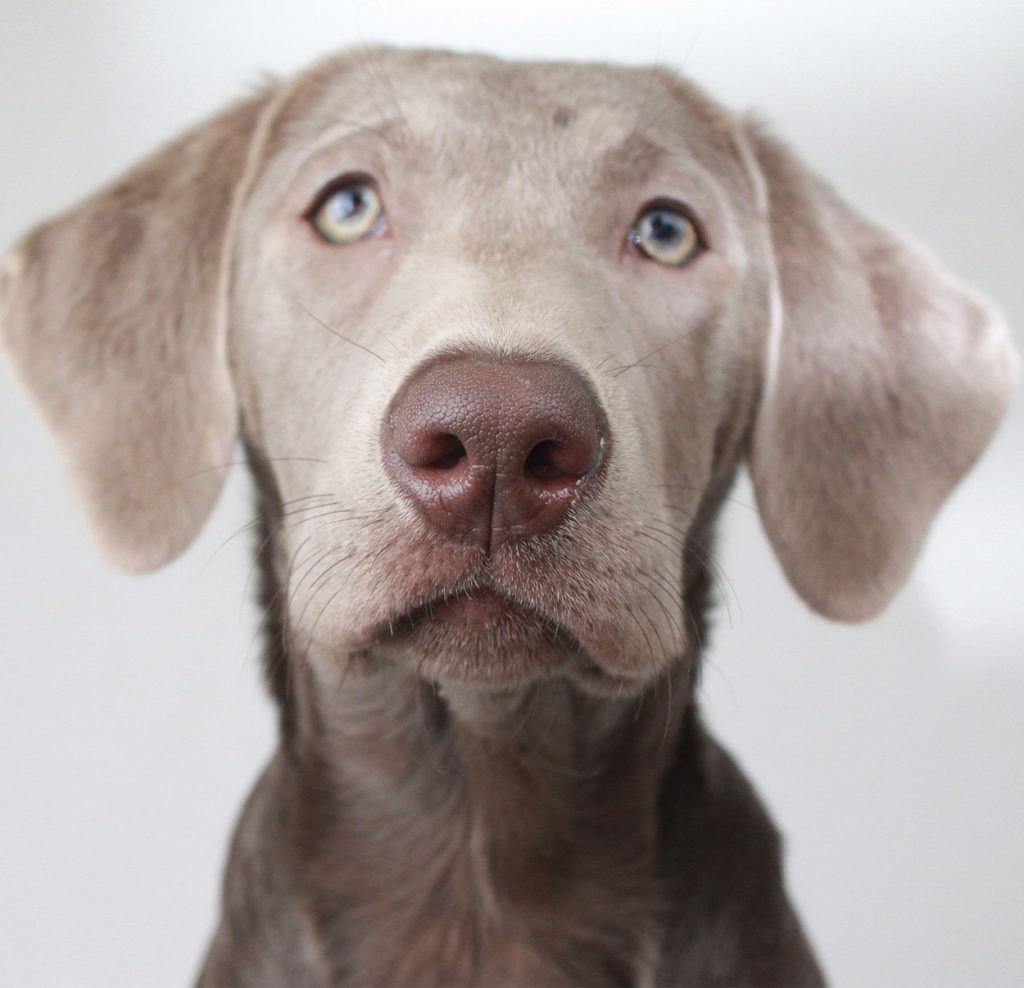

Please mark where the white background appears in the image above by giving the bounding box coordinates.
[1,1,1021,984]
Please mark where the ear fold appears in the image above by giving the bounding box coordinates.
[1,85,279,571]
[745,127,1018,621]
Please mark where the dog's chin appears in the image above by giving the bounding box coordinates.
[357,588,657,696]
[369,588,577,689]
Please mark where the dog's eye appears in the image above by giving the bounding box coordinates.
[629,204,702,268]
[308,180,384,244]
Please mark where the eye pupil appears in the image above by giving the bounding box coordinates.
[631,203,702,268]
[648,212,681,244]
[309,179,383,244]
[329,189,364,220]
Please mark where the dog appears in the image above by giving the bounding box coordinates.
[2,46,1017,986]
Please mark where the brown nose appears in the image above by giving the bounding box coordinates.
[384,356,606,552]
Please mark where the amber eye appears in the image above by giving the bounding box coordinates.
[309,180,384,243]
[629,204,702,267]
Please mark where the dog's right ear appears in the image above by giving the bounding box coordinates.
[1,83,281,572]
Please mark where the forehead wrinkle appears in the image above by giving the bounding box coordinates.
[285,118,405,174]
[268,118,411,201]
[595,136,669,188]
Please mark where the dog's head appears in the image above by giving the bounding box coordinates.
[2,48,1016,694]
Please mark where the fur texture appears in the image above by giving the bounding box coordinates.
[1,46,1016,986]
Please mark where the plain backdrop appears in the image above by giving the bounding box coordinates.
[1,1,1021,985]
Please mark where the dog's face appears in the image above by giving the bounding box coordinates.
[1,48,1016,694]
[232,53,764,691]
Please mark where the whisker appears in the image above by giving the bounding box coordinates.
[201,493,338,577]
[202,515,262,575]
[239,497,342,605]
[177,456,329,483]
[623,602,658,668]
[643,517,742,627]
[636,569,687,645]
[633,597,670,669]
[634,525,680,559]
[285,505,387,529]
[297,301,387,363]
[291,546,359,634]
[659,482,756,513]
[247,532,311,638]
[305,533,400,657]
[611,316,716,378]
[611,336,681,377]
[287,543,347,615]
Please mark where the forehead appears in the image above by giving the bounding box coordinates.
[267,48,745,192]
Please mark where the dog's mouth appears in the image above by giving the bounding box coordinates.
[400,585,523,627]
[365,578,590,688]
[315,524,679,695]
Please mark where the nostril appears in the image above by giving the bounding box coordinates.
[427,434,466,471]
[524,438,599,482]
[524,440,567,480]
[406,433,467,471]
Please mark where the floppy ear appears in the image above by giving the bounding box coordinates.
[1,84,280,571]
[745,126,1018,621]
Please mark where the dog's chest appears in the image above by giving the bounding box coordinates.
[301,760,662,986]
[324,837,660,986]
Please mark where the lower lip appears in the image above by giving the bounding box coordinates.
[434,588,515,624]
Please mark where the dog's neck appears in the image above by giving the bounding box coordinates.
[295,651,694,847]
[283,648,694,984]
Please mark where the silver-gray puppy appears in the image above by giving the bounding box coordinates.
[2,46,1017,987]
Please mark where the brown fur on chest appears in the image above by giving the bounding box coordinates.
[290,683,670,987]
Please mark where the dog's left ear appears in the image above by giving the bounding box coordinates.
[744,125,1018,621]
[1,84,281,572]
